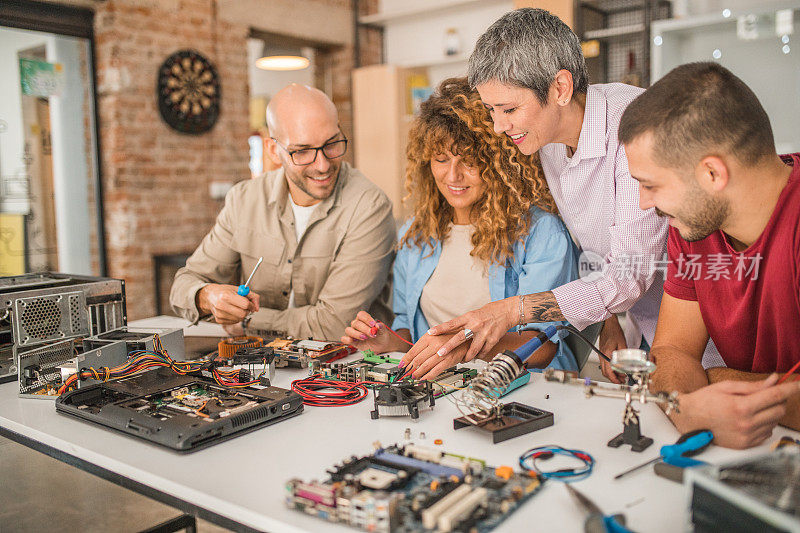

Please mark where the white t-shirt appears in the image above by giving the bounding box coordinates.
[419,224,491,327]
[288,195,318,308]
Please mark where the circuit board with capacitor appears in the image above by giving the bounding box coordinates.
[285,443,544,532]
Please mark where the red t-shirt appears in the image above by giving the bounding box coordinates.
[663,153,800,373]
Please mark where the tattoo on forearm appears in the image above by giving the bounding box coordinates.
[521,292,564,323]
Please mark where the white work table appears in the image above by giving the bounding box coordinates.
[0,339,793,532]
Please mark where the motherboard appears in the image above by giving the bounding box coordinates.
[285,443,544,532]
[317,352,477,399]
[267,338,355,368]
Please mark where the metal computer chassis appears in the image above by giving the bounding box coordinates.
[17,326,184,399]
[1,273,127,383]
[686,448,800,533]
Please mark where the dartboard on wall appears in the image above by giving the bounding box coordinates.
[157,49,220,134]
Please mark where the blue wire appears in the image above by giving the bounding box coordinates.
[519,445,595,482]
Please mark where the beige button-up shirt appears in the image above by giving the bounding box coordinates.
[170,162,395,340]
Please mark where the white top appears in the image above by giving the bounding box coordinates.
[419,224,491,327]
[288,195,318,308]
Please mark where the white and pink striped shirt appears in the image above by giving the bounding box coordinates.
[541,83,666,345]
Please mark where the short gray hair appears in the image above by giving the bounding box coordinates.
[468,8,588,104]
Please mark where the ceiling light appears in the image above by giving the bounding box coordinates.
[256,45,309,71]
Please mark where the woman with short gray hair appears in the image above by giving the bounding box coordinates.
[401,8,678,382]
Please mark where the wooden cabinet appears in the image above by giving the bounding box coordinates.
[514,0,575,28]
[353,64,421,221]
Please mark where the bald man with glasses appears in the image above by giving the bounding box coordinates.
[171,84,395,340]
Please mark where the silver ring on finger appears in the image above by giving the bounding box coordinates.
[463,328,473,341]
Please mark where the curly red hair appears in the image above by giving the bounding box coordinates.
[401,77,557,265]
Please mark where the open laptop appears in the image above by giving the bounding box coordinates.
[55,367,303,452]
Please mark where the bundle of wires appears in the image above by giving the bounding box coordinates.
[518,445,595,482]
[57,334,261,395]
[389,367,415,383]
[291,375,384,407]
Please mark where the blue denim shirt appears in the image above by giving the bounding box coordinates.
[391,207,580,371]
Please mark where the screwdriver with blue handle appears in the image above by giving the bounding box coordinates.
[565,484,633,533]
[614,429,714,480]
[238,257,263,296]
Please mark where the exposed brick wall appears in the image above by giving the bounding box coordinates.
[94,0,249,319]
[90,0,382,320]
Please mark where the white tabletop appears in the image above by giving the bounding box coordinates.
[0,350,792,532]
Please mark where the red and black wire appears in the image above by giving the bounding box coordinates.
[290,375,385,407]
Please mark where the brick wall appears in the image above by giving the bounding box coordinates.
[92,0,382,319]
[94,0,249,319]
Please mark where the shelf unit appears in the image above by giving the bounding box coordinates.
[397,53,471,69]
[576,0,671,86]
[650,5,800,154]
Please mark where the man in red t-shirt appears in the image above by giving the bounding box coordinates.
[618,62,800,449]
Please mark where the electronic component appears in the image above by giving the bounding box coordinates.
[319,355,401,383]
[17,327,185,398]
[213,345,276,385]
[285,443,544,532]
[268,337,355,368]
[17,339,81,398]
[217,336,263,359]
[82,326,184,359]
[1,272,126,383]
[56,366,303,452]
[686,448,800,532]
[319,356,475,399]
[429,367,478,399]
[370,381,435,420]
[453,402,554,444]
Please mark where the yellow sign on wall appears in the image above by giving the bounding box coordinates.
[0,213,26,275]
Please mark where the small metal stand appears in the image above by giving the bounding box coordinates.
[545,349,679,453]
[608,402,654,452]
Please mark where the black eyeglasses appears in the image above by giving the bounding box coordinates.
[271,136,348,166]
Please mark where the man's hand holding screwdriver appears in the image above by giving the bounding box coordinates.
[197,257,263,326]
[196,284,259,325]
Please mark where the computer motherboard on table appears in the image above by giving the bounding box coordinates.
[285,443,544,532]
[316,352,478,399]
[266,338,356,368]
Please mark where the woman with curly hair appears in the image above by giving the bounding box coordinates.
[342,77,579,377]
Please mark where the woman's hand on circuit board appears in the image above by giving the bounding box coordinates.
[400,332,472,381]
